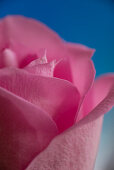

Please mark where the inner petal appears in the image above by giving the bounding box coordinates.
[19,54,38,68]
[19,49,47,68]
[2,48,18,68]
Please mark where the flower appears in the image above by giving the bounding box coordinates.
[0,15,114,170]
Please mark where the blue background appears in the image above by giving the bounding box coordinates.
[0,0,114,169]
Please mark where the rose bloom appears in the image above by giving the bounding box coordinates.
[0,16,114,170]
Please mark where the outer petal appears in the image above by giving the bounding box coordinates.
[25,107,103,170]
[64,42,95,58]
[54,55,95,98]
[25,75,114,170]
[0,68,80,132]
[0,15,95,67]
[54,43,95,120]
[0,15,65,65]
[77,74,114,121]
[54,41,95,100]
[0,87,58,170]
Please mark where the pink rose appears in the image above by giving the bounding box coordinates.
[0,15,114,170]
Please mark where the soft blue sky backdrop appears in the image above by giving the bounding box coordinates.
[0,0,114,169]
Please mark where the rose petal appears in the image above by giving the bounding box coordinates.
[26,106,104,170]
[25,75,114,170]
[0,68,80,132]
[54,58,73,82]
[77,74,114,121]
[2,48,18,67]
[54,55,95,98]
[71,58,95,98]
[0,16,95,67]
[0,15,65,64]
[64,42,95,58]
[19,54,38,68]
[20,49,48,68]
[24,53,55,77]
[26,50,48,66]
[54,42,95,100]
[0,87,58,170]
[54,53,95,122]
[24,61,55,77]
